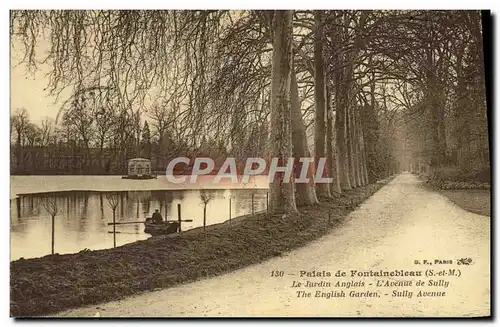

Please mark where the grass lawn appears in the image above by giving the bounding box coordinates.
[440,189,490,216]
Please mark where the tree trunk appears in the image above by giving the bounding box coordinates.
[357,116,364,185]
[346,103,357,187]
[331,14,352,191]
[356,108,368,186]
[365,72,378,183]
[344,64,360,188]
[16,132,22,171]
[353,106,364,186]
[291,69,319,206]
[352,104,362,187]
[424,34,446,174]
[313,10,331,198]
[268,10,297,214]
[454,47,471,170]
[426,84,445,172]
[345,11,367,188]
[326,87,341,194]
[334,68,352,191]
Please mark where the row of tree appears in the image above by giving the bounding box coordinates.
[10,102,264,174]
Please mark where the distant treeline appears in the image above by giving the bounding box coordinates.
[11,146,158,175]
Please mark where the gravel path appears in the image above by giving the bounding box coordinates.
[56,173,490,317]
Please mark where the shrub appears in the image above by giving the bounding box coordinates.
[432,166,461,181]
[429,165,490,183]
[460,165,490,183]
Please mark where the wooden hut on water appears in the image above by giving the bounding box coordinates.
[122,158,157,179]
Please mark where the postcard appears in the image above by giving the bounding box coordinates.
[9,9,491,318]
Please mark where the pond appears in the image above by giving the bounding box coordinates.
[10,186,269,261]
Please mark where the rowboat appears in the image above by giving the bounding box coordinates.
[143,218,179,236]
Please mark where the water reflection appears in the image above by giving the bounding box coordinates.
[10,189,267,261]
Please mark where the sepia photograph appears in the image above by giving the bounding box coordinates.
[9,8,491,318]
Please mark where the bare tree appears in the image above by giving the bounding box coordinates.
[11,108,29,146]
[39,117,54,147]
[106,193,120,248]
[200,191,211,232]
[42,198,59,255]
[23,123,41,147]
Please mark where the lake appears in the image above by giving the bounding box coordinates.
[10,176,269,261]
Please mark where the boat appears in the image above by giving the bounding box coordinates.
[143,218,180,236]
[122,175,157,180]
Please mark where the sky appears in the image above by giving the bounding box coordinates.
[10,38,71,123]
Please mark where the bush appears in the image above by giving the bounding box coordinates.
[430,165,490,183]
[431,166,460,181]
[440,180,490,190]
[460,166,490,183]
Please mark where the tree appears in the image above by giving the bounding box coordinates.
[42,198,59,255]
[326,87,341,194]
[39,117,54,147]
[61,92,95,168]
[141,121,152,159]
[313,10,332,198]
[329,16,352,191]
[11,108,29,145]
[147,103,170,161]
[268,10,297,214]
[94,101,116,166]
[11,108,29,170]
[291,68,319,206]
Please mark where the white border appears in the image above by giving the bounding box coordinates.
[2,2,498,326]
[3,0,500,9]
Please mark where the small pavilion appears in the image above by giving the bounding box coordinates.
[127,158,152,177]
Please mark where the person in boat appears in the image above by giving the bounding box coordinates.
[152,209,164,224]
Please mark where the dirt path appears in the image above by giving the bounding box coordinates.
[57,173,490,317]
